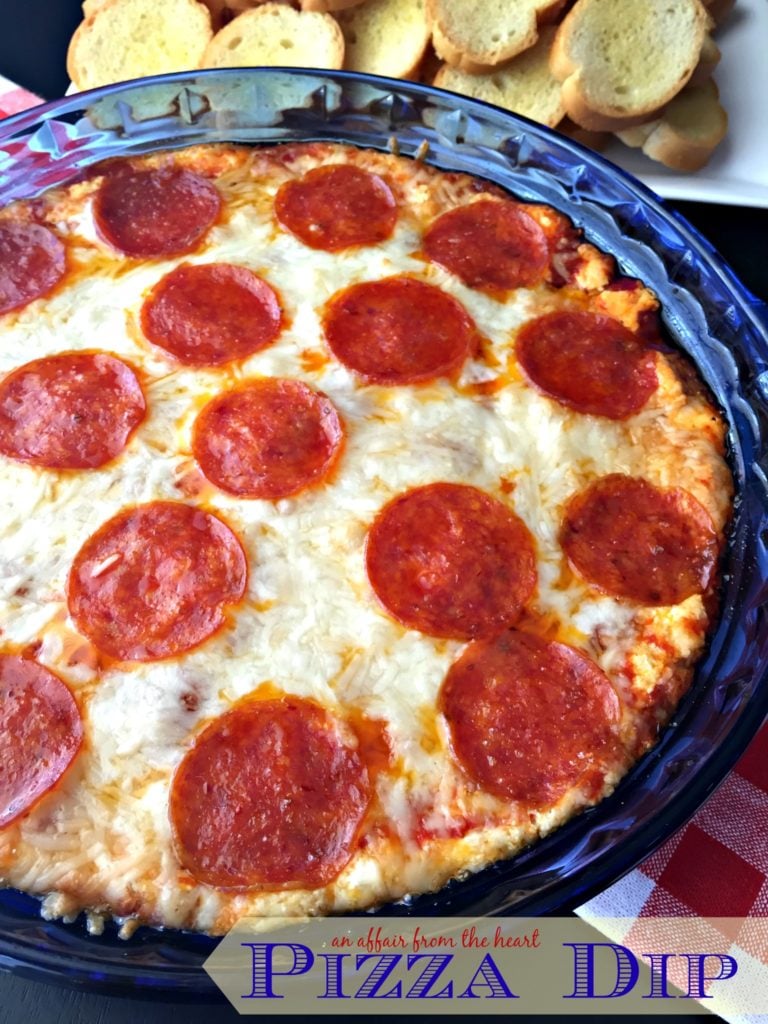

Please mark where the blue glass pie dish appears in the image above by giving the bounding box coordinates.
[0,68,766,996]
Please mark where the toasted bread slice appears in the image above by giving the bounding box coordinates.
[202,0,294,33]
[82,0,108,16]
[616,77,727,171]
[68,0,212,91]
[616,122,657,148]
[550,0,712,132]
[433,28,564,129]
[689,33,721,86]
[558,116,609,151]
[203,3,344,68]
[337,0,429,79]
[427,0,567,75]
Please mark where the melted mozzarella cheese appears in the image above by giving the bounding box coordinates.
[0,144,731,932]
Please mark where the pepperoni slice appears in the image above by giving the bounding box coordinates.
[0,352,146,469]
[67,502,247,661]
[323,276,476,384]
[439,630,620,805]
[516,311,658,419]
[0,222,66,314]
[0,655,83,827]
[170,697,370,888]
[275,164,397,251]
[140,263,283,367]
[192,379,343,500]
[422,199,549,293]
[93,166,220,258]
[561,474,719,606]
[366,483,536,640]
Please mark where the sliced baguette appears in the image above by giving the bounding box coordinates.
[616,78,727,171]
[203,3,344,68]
[615,121,657,148]
[433,28,565,129]
[550,0,712,132]
[82,0,109,16]
[558,116,609,151]
[427,0,567,75]
[689,33,721,87]
[337,0,430,79]
[68,0,213,91]
[203,0,295,32]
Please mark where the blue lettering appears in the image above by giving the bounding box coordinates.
[354,953,402,998]
[563,942,639,998]
[680,953,738,999]
[457,954,518,999]
[318,952,351,999]
[642,953,676,998]
[405,954,454,998]
[241,941,313,999]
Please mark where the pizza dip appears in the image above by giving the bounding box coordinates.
[0,142,732,935]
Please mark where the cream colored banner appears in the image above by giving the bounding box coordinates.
[203,916,767,1016]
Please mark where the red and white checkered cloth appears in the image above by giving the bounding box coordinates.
[580,723,768,923]
[0,74,43,119]
[578,721,768,1020]
[0,71,765,1020]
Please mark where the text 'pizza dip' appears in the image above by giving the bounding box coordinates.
[0,142,732,935]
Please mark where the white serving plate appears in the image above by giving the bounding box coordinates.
[603,0,768,207]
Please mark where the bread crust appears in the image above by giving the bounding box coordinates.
[432,27,565,129]
[613,122,655,149]
[81,0,109,16]
[617,78,728,171]
[66,18,89,84]
[202,3,344,68]
[558,116,610,151]
[557,77,664,132]
[427,0,567,74]
[337,0,430,80]
[688,33,721,87]
[550,0,711,130]
[201,0,295,32]
[68,0,213,91]
[430,20,496,75]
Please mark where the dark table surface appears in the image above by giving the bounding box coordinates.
[0,3,765,1022]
